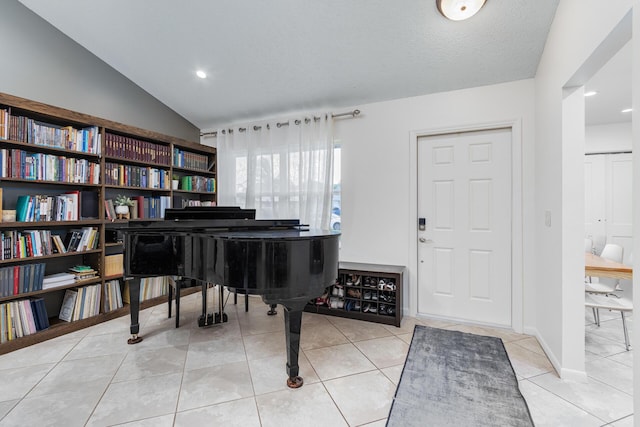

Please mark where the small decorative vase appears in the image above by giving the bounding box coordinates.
[115,205,129,215]
[115,205,130,219]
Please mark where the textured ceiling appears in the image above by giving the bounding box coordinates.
[18,0,573,129]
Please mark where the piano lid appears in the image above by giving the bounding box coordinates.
[122,206,303,232]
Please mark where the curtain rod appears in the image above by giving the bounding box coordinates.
[585,150,632,155]
[200,109,361,138]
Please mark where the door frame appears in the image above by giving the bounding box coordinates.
[408,119,524,333]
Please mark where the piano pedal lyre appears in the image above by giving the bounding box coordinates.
[198,283,229,327]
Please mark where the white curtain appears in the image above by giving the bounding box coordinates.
[217,114,334,229]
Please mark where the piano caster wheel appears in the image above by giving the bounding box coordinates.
[198,315,206,327]
[207,313,214,325]
[286,376,304,389]
[127,334,143,345]
[267,304,278,316]
[223,313,228,322]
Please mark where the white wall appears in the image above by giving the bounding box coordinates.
[585,122,632,153]
[0,0,199,141]
[534,0,633,378]
[632,1,640,417]
[332,79,535,329]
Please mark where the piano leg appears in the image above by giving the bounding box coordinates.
[127,277,143,344]
[283,302,306,388]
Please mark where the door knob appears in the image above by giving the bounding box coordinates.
[419,238,433,243]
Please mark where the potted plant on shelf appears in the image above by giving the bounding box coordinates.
[172,174,180,190]
[114,194,133,219]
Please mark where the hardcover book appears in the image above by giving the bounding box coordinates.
[58,289,77,322]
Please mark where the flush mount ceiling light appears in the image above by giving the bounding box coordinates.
[437,0,486,21]
[621,108,633,113]
[584,91,598,97]
[196,70,207,79]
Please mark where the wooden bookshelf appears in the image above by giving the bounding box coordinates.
[0,92,216,351]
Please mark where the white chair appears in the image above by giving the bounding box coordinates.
[585,243,624,296]
[585,293,632,350]
[584,238,593,253]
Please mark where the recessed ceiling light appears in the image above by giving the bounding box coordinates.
[621,108,633,113]
[584,91,598,97]
[196,70,207,79]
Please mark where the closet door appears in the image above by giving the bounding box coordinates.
[584,154,606,251]
[584,153,632,262]
[606,153,633,263]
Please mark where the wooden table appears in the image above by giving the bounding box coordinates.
[585,252,632,280]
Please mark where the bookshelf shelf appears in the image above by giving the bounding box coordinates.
[103,184,172,193]
[0,178,102,188]
[103,156,171,169]
[172,189,216,195]
[0,139,102,159]
[0,276,103,303]
[172,165,215,175]
[0,92,217,351]
[0,220,103,229]
[0,248,103,265]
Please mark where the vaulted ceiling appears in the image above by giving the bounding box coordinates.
[18,1,627,130]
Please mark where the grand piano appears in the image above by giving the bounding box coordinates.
[122,206,340,388]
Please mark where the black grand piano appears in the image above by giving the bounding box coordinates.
[122,206,339,388]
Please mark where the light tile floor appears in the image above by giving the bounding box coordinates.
[0,292,633,426]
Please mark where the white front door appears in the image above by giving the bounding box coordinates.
[417,128,512,326]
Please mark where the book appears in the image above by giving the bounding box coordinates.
[63,191,79,221]
[80,190,98,219]
[105,199,116,221]
[59,289,77,322]
[130,199,139,219]
[15,195,30,222]
[42,272,75,289]
[51,234,67,254]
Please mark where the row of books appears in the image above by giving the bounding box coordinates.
[104,162,170,189]
[0,263,46,297]
[0,227,99,260]
[59,284,102,322]
[0,298,49,342]
[122,276,171,303]
[0,148,101,184]
[104,132,171,166]
[173,148,210,171]
[2,229,55,259]
[12,190,96,222]
[105,196,171,220]
[179,175,216,193]
[103,280,124,312]
[0,109,101,155]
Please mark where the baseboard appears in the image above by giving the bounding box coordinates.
[524,326,588,383]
